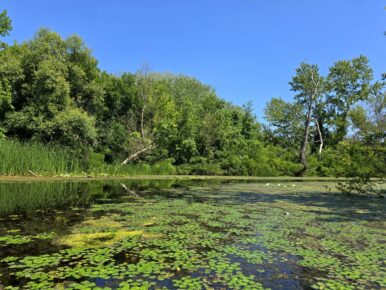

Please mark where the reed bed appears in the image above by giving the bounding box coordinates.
[0,139,82,175]
[0,139,177,176]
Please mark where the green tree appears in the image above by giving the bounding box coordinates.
[96,72,136,163]
[333,76,384,196]
[3,29,99,153]
[0,9,12,48]
[264,97,303,151]
[0,45,23,136]
[48,108,96,149]
[289,63,324,173]
[0,22,384,179]
[0,10,15,137]
[121,66,156,164]
[350,81,385,144]
[326,56,373,143]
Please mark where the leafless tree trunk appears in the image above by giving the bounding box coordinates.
[140,104,145,138]
[315,119,324,159]
[121,144,154,164]
[299,70,321,174]
[137,64,151,139]
[300,105,312,170]
[121,184,139,197]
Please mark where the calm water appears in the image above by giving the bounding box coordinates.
[0,180,385,289]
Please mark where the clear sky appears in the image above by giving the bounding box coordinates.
[2,0,385,121]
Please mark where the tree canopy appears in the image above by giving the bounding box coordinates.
[0,24,384,179]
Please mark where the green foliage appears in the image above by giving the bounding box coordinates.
[326,55,373,143]
[0,10,12,47]
[264,56,384,181]
[337,177,385,197]
[48,108,96,148]
[290,63,325,106]
[264,97,303,148]
[0,139,82,175]
[0,21,384,179]
[0,181,385,289]
[152,159,176,175]
[332,141,386,197]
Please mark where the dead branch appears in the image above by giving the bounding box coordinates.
[121,184,140,197]
[28,170,38,177]
[121,144,154,165]
[315,119,324,159]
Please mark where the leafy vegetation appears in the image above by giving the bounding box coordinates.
[0,180,385,289]
[0,139,82,175]
[0,10,384,195]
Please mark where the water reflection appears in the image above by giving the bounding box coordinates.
[0,180,384,289]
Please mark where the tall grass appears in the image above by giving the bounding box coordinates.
[0,139,177,176]
[92,159,177,176]
[0,139,82,175]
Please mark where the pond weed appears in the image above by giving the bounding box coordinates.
[0,180,385,289]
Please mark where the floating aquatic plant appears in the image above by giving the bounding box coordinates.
[0,180,385,289]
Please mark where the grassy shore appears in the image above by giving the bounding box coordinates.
[0,175,350,183]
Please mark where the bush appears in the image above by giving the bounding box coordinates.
[175,164,194,175]
[153,159,176,175]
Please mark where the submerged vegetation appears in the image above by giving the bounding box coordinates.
[0,10,384,187]
[0,180,385,289]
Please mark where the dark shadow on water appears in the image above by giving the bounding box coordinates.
[0,179,385,289]
[1,179,384,227]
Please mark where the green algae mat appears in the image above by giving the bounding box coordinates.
[0,180,385,289]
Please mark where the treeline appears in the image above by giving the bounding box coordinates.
[264,59,385,177]
[0,11,384,177]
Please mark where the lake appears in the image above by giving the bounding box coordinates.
[0,179,385,289]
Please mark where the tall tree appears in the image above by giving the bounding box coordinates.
[0,9,13,137]
[0,9,12,48]
[264,97,303,151]
[121,66,160,164]
[350,81,386,144]
[326,56,373,143]
[3,29,98,150]
[289,63,324,173]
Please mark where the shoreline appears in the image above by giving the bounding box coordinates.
[0,175,349,183]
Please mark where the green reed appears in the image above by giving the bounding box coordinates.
[0,139,82,175]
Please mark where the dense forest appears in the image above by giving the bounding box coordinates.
[0,10,385,178]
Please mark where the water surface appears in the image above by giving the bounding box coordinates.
[0,180,385,289]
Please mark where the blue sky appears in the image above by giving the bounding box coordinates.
[2,0,385,121]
